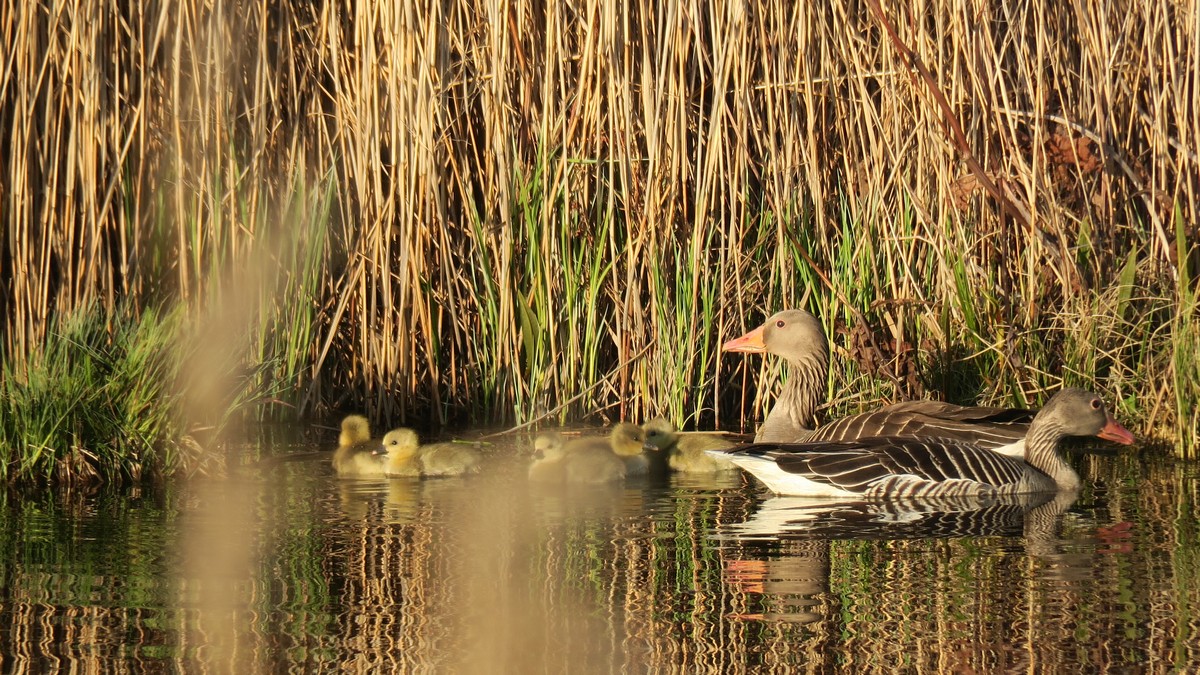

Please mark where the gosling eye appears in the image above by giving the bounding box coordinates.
[775,319,786,328]
[1090,399,1101,410]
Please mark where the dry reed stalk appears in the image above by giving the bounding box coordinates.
[0,0,1196,456]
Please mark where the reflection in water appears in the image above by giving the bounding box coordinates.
[718,491,1062,541]
[715,490,1078,634]
[0,444,1197,671]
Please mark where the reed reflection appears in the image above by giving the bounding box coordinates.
[711,488,1115,671]
[1,444,1195,672]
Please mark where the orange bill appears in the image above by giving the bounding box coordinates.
[1097,417,1136,445]
[721,325,767,353]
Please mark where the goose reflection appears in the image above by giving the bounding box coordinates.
[718,490,1081,625]
[718,490,1065,541]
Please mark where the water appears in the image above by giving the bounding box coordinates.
[0,441,1197,673]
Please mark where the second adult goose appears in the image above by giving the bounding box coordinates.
[723,309,1034,454]
[714,388,1134,498]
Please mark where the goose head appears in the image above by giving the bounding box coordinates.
[722,309,829,368]
[722,309,830,434]
[1035,388,1135,445]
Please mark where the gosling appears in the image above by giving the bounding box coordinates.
[528,429,628,483]
[642,417,738,473]
[569,422,653,477]
[332,414,388,477]
[377,428,482,478]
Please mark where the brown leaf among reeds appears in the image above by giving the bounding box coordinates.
[839,318,926,401]
[950,173,984,210]
[1044,132,1102,173]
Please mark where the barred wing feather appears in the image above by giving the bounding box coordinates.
[737,437,1029,498]
[807,403,1034,450]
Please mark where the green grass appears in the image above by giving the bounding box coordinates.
[0,302,196,483]
[0,162,336,483]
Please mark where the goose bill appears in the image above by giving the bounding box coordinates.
[722,325,767,353]
[1097,418,1135,445]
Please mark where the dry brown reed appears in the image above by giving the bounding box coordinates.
[1,0,1196,455]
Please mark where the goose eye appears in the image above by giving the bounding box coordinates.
[1090,399,1101,410]
[775,320,786,328]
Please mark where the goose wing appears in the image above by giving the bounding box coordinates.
[879,400,1035,423]
[734,437,1029,498]
[807,402,1034,449]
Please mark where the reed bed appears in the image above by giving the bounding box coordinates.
[0,0,1197,478]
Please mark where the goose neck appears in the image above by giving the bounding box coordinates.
[779,355,826,429]
[1024,423,1079,489]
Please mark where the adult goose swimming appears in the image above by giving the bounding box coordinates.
[712,388,1135,498]
[723,309,1034,455]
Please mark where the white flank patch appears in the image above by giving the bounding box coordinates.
[721,454,859,497]
[991,438,1026,459]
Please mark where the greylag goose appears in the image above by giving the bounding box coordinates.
[332,414,388,477]
[528,430,627,483]
[377,428,482,477]
[713,388,1134,498]
[723,309,1033,454]
[641,417,738,473]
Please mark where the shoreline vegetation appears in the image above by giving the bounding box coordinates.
[1,0,1196,482]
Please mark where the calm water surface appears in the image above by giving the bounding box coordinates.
[1,439,1197,673]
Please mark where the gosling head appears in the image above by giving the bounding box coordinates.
[641,417,678,453]
[609,422,647,457]
[339,414,371,447]
[532,431,566,461]
[377,428,421,459]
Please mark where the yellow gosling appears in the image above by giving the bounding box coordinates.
[332,414,387,477]
[529,430,627,484]
[379,428,423,477]
[379,428,482,478]
[642,417,738,474]
[606,422,651,476]
[564,422,650,477]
